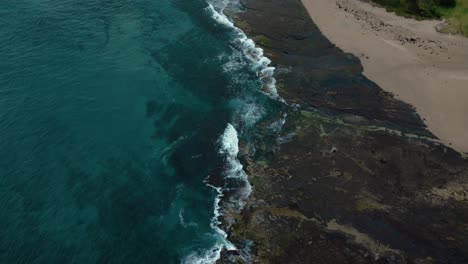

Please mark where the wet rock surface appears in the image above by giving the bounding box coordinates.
[228,0,432,137]
[219,0,468,263]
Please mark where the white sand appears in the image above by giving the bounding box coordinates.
[302,0,468,153]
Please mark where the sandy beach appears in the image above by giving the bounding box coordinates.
[302,0,468,153]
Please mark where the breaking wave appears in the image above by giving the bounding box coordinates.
[183,1,284,263]
[206,1,283,101]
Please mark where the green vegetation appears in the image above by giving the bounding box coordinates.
[371,0,455,18]
[437,0,468,35]
[371,0,468,36]
[254,35,273,47]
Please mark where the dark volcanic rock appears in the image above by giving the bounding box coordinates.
[230,0,432,137]
[220,0,468,263]
[237,110,468,263]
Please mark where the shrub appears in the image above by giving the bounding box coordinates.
[435,0,456,7]
[371,0,456,18]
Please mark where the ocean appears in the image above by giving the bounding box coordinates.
[0,0,282,263]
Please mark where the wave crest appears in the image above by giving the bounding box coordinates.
[206,3,283,101]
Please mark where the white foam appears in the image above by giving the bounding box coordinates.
[268,112,288,133]
[185,124,252,264]
[182,244,223,264]
[184,1,283,262]
[207,4,235,28]
[220,51,246,73]
[237,102,265,127]
[219,123,239,158]
[182,183,235,264]
[179,209,199,228]
[206,3,284,101]
[219,125,251,196]
[218,123,252,207]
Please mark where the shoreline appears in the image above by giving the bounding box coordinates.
[302,0,468,153]
[202,2,286,263]
[221,0,468,262]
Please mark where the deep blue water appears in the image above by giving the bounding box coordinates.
[0,0,280,263]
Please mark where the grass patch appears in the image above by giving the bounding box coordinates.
[371,0,468,36]
[370,0,455,19]
[437,0,468,36]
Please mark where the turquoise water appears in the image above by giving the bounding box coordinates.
[0,0,280,263]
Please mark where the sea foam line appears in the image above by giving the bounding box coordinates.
[218,123,252,203]
[184,2,282,263]
[183,124,247,264]
[182,183,235,264]
[206,2,284,102]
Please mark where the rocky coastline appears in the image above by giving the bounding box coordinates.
[217,0,468,263]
